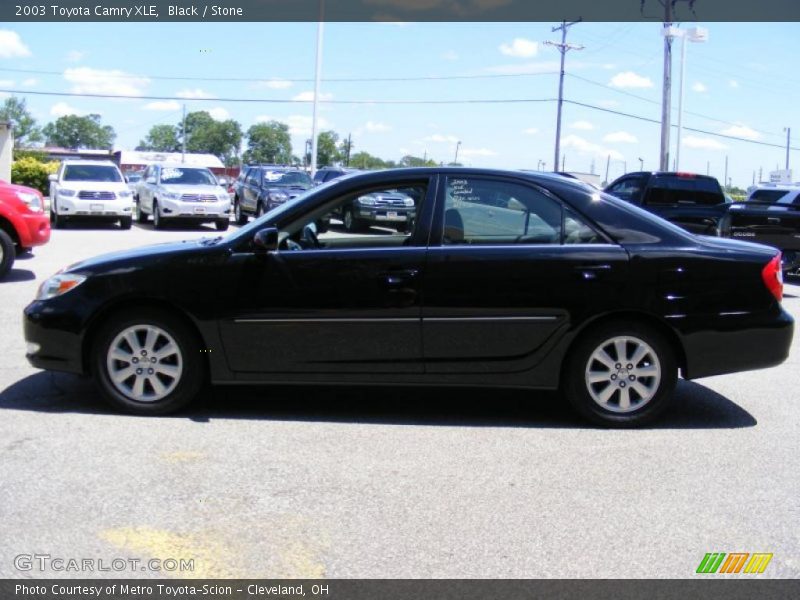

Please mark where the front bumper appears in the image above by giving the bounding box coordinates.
[55,196,133,217]
[357,207,416,223]
[23,300,85,375]
[160,198,231,219]
[17,212,51,248]
[679,307,794,379]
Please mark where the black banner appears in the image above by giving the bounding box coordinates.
[3,580,800,600]
[4,0,800,22]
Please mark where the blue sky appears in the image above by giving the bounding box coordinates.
[0,21,797,186]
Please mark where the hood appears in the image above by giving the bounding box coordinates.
[65,239,214,273]
[0,180,41,196]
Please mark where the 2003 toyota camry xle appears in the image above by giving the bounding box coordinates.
[23,168,793,426]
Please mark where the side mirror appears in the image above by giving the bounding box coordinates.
[48,174,58,182]
[146,177,156,185]
[253,227,279,253]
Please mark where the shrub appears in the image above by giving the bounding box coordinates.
[11,156,59,195]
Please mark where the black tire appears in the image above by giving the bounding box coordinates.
[135,198,148,223]
[233,197,248,225]
[119,216,132,230]
[51,204,67,229]
[563,320,677,427]
[92,308,205,415]
[343,206,364,232]
[256,202,265,219]
[0,229,15,280]
[396,222,409,233]
[215,218,229,232]
[153,201,165,230]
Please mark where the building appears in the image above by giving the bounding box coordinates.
[114,150,226,175]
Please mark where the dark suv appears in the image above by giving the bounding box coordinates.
[233,167,313,224]
[312,167,362,186]
[337,187,419,233]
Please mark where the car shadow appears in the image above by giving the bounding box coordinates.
[131,222,221,232]
[0,372,756,430]
[55,220,125,230]
[0,268,36,283]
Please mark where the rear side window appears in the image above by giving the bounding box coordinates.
[606,177,644,204]
[646,175,723,206]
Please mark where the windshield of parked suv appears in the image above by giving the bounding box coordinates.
[62,165,123,182]
[646,175,724,206]
[160,167,218,186]
[263,171,312,186]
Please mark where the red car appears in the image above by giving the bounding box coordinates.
[0,180,51,279]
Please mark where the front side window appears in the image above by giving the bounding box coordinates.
[62,165,123,183]
[442,177,563,245]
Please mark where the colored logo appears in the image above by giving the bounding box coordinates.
[696,553,773,574]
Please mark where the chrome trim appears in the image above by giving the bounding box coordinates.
[234,316,558,324]
[425,316,559,322]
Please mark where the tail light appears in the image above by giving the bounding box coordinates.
[761,253,783,302]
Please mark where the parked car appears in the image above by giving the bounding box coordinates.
[337,187,417,232]
[125,172,143,195]
[604,171,729,235]
[232,166,313,224]
[719,183,800,271]
[0,181,50,279]
[24,168,792,426]
[48,159,134,229]
[312,167,362,186]
[134,163,231,231]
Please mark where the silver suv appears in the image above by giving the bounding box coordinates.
[134,163,231,230]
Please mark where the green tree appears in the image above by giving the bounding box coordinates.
[182,111,242,166]
[316,130,341,167]
[350,151,389,170]
[0,96,42,147]
[243,121,292,164]
[400,155,437,167]
[136,124,180,152]
[42,114,115,149]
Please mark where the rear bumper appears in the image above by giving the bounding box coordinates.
[23,300,85,375]
[679,308,794,379]
[17,212,51,248]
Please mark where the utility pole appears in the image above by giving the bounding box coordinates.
[181,104,186,164]
[544,20,583,173]
[604,154,610,184]
[343,133,352,166]
[454,140,461,165]
[310,0,325,177]
[785,127,792,171]
[659,2,674,171]
[759,166,763,183]
[724,155,728,190]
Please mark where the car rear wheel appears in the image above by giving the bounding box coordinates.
[563,321,677,427]
[233,198,247,225]
[0,229,15,280]
[92,309,204,415]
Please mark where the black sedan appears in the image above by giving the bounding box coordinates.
[23,168,793,426]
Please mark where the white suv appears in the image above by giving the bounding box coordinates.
[745,183,800,209]
[48,160,134,229]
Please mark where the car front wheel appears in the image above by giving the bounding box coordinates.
[153,201,165,230]
[0,229,15,279]
[92,309,204,415]
[233,198,247,225]
[563,321,677,427]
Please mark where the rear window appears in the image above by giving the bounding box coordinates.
[747,189,793,204]
[646,175,724,206]
[62,165,123,183]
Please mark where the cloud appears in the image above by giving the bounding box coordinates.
[719,124,761,140]
[292,90,333,102]
[522,127,539,135]
[461,147,497,157]
[0,79,14,87]
[143,100,181,111]
[176,88,215,99]
[691,82,707,93]
[569,120,594,131]
[255,114,331,136]
[364,121,392,133]
[603,131,638,144]
[423,133,459,143]
[728,79,739,89]
[207,107,230,120]
[252,79,293,90]
[0,30,31,58]
[609,71,653,89]
[561,134,624,161]
[21,78,38,87]
[441,50,459,61]
[50,102,86,117]
[65,50,85,62]
[499,38,538,58]
[682,135,727,150]
[65,67,150,97]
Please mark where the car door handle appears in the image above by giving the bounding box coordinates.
[382,269,420,286]
[767,217,781,224]
[574,264,611,281]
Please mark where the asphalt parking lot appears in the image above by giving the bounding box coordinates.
[1,220,799,579]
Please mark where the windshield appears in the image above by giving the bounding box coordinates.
[263,171,312,186]
[63,165,123,182]
[159,167,218,186]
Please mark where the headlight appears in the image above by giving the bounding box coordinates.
[403,198,414,207]
[357,195,376,206]
[16,191,43,212]
[37,273,87,300]
[218,193,230,201]
[118,190,132,198]
[58,189,76,197]
[269,192,289,202]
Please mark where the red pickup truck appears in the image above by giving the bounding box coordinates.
[0,180,51,279]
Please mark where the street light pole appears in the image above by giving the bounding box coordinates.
[675,27,708,171]
[786,127,792,171]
